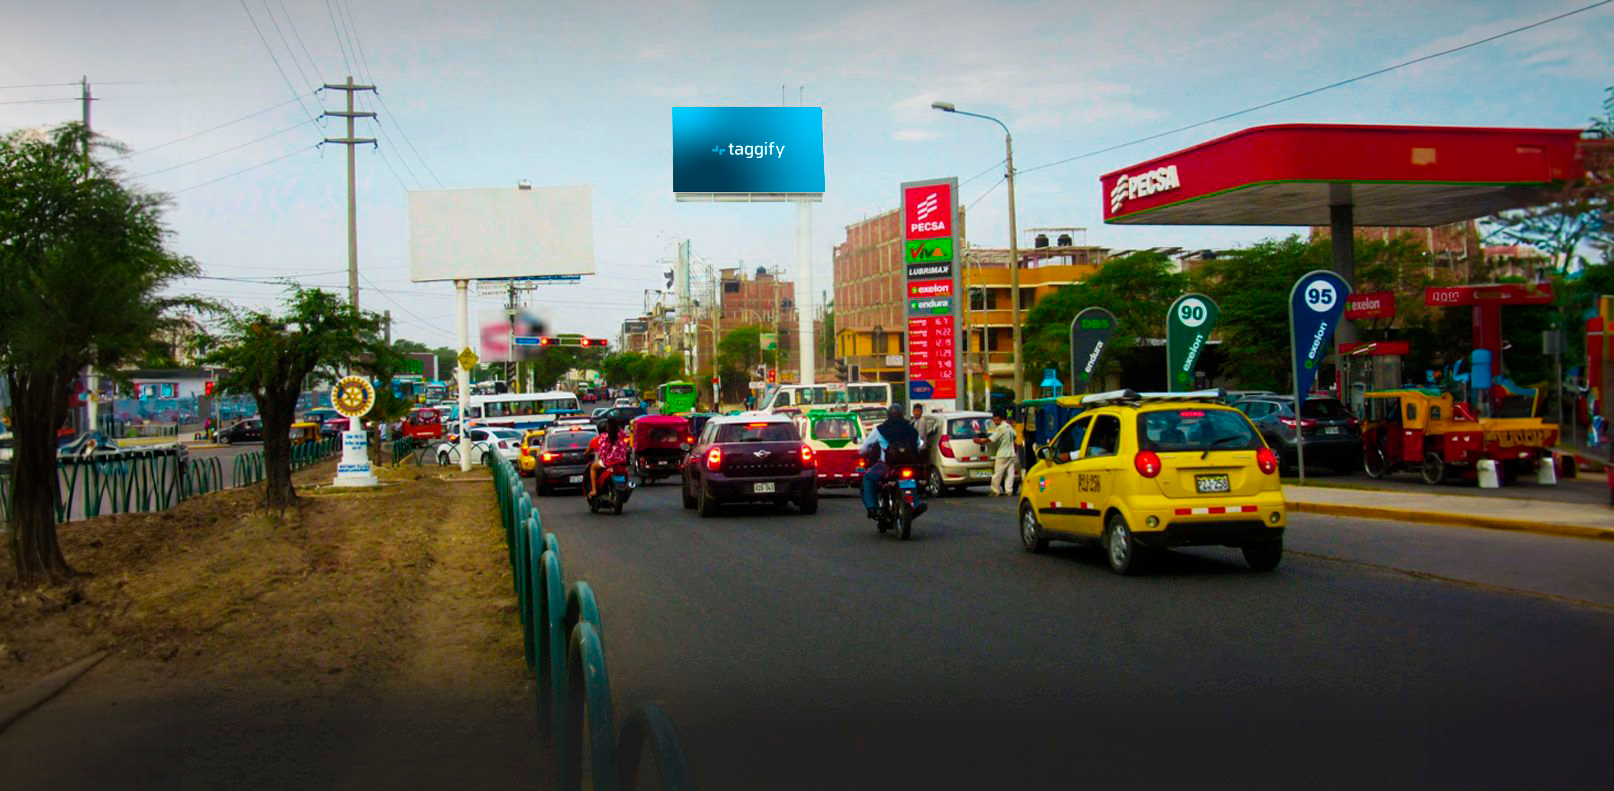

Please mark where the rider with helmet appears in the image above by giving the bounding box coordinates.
[858,403,928,520]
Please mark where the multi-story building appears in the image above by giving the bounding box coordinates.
[962,237,1109,382]
[831,210,906,384]
[1309,221,1483,279]
[719,265,808,378]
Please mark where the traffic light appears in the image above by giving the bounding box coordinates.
[537,336,555,346]
[577,338,609,348]
[204,381,216,396]
[767,368,777,384]
[833,358,847,382]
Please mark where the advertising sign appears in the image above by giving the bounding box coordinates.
[670,107,825,195]
[902,178,962,407]
[1424,282,1554,306]
[1069,307,1117,395]
[1165,294,1220,392]
[408,186,594,282]
[1344,290,1396,320]
[1289,270,1351,482]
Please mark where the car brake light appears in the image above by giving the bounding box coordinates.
[706,446,722,470]
[746,422,769,428]
[1134,450,1162,478]
[1278,417,1319,429]
[899,467,914,479]
[1256,447,1278,475]
[937,434,955,458]
[800,445,814,465]
[541,451,556,462]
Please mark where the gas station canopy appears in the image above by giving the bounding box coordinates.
[1100,124,1586,227]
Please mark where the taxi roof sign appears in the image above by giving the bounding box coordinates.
[1080,388,1227,405]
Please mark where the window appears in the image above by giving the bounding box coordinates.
[811,417,857,440]
[1406,403,1418,421]
[546,431,594,450]
[1429,406,1442,421]
[1051,416,1091,463]
[715,422,799,442]
[1084,415,1121,457]
[1300,399,1352,419]
[948,417,991,438]
[1137,409,1260,453]
[775,390,792,407]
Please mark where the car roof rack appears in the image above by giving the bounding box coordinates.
[1079,388,1227,406]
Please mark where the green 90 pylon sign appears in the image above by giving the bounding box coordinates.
[1166,293,1220,392]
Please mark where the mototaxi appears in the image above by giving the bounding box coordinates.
[800,409,865,489]
[629,414,692,484]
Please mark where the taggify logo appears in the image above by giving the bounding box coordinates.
[710,142,787,159]
[916,192,939,222]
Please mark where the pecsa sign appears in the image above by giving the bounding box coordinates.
[904,183,954,238]
[1108,164,1181,213]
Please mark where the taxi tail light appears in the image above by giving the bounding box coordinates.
[937,435,956,458]
[706,446,722,470]
[1134,450,1162,478]
[800,444,814,466]
[1256,447,1279,475]
[541,451,557,463]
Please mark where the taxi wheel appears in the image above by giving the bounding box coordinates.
[1242,540,1283,572]
[1104,513,1142,575]
[1420,452,1446,485]
[1019,502,1048,553]
[925,469,945,498]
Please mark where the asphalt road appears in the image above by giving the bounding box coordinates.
[527,477,1614,791]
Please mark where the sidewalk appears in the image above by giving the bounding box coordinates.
[1285,484,1614,540]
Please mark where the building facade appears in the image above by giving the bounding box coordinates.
[831,210,906,384]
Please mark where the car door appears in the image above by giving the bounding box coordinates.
[1033,415,1091,535]
[467,428,490,464]
[1064,413,1124,538]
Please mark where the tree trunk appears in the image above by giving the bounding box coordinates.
[7,368,76,587]
[257,388,301,510]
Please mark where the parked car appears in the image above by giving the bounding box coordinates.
[915,410,996,496]
[434,426,524,466]
[1233,394,1360,474]
[532,426,597,494]
[218,418,264,444]
[681,413,817,516]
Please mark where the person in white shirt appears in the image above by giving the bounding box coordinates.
[988,412,1019,496]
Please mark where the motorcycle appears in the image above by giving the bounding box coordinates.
[873,464,926,540]
[586,462,636,515]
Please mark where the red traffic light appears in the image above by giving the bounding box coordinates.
[205,381,216,396]
[584,338,608,348]
[578,338,596,347]
[538,336,555,346]
[710,376,719,384]
[767,368,777,383]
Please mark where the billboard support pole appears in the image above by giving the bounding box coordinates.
[457,279,472,472]
[797,200,814,385]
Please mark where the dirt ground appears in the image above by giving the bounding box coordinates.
[0,462,543,790]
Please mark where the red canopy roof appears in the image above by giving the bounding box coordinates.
[1100,123,1586,227]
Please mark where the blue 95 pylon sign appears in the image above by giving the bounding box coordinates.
[1289,270,1351,482]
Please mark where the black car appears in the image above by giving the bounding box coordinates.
[595,405,647,429]
[681,414,817,516]
[1234,395,1360,474]
[218,418,264,444]
[533,427,596,495]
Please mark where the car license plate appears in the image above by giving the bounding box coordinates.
[612,475,626,484]
[969,469,992,479]
[753,482,776,494]
[1196,474,1231,493]
[568,475,583,484]
[1323,427,1340,435]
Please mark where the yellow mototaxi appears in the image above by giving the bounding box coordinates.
[1360,389,1558,484]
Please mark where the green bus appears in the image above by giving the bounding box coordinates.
[658,381,698,415]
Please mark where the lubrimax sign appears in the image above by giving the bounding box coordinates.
[671,107,825,194]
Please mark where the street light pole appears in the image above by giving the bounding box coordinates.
[932,102,1023,401]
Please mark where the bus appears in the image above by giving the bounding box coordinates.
[463,391,583,431]
[658,381,698,415]
[424,381,449,403]
[758,382,893,414]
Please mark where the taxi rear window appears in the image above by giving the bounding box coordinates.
[1137,409,1259,453]
[811,418,857,440]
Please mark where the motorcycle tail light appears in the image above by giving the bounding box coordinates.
[900,467,915,479]
[800,445,814,465]
[938,435,955,458]
[1134,451,1162,478]
[706,446,722,470]
[1256,447,1278,475]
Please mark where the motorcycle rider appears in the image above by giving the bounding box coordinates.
[586,417,630,499]
[859,403,928,520]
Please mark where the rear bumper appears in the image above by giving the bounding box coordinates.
[537,463,588,484]
[1134,522,1286,548]
[1124,490,1286,547]
[706,472,816,501]
[934,459,995,486]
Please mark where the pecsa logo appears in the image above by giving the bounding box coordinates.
[1109,164,1182,214]
[904,184,953,238]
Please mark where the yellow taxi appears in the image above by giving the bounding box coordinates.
[517,428,548,477]
[1017,389,1285,574]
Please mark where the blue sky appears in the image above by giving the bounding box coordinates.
[4,0,1611,349]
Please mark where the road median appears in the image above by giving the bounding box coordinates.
[1284,485,1614,541]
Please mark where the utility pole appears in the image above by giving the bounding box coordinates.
[383,310,392,345]
[322,76,377,310]
[506,282,519,393]
[678,240,692,376]
[82,76,98,435]
[1004,135,1023,401]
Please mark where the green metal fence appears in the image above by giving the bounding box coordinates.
[489,452,694,791]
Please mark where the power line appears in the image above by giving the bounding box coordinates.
[105,93,314,161]
[277,0,327,88]
[1018,0,1614,176]
[960,158,1006,188]
[325,0,355,75]
[967,177,1005,212]
[0,97,78,106]
[261,0,319,96]
[0,82,79,90]
[130,119,316,178]
[170,144,316,194]
[237,0,320,124]
[338,0,443,187]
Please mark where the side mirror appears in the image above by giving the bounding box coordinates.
[1038,445,1053,462]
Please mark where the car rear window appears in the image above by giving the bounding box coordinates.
[1301,399,1352,419]
[947,417,990,438]
[811,417,858,440]
[545,431,594,450]
[1137,408,1260,453]
[716,422,799,443]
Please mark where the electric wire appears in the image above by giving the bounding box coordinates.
[339,0,442,187]
[105,93,314,162]
[237,0,320,125]
[0,82,80,90]
[261,0,318,98]
[325,0,355,76]
[130,119,315,179]
[0,98,79,106]
[1017,0,1614,176]
[170,145,316,194]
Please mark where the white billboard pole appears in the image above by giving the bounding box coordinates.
[797,200,814,385]
[456,279,471,472]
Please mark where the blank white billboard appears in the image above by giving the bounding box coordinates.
[408,186,594,282]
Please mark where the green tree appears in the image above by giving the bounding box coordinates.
[1484,86,1613,272]
[1194,237,1326,391]
[201,287,397,510]
[1022,251,1187,384]
[599,351,643,387]
[1,123,199,586]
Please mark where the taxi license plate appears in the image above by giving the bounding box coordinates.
[753,482,776,494]
[568,475,583,484]
[1196,474,1231,493]
[969,469,992,479]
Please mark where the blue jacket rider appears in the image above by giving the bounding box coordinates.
[859,403,926,519]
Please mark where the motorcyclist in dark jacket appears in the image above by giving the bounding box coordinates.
[859,403,926,519]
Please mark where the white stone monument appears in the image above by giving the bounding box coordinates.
[331,375,379,488]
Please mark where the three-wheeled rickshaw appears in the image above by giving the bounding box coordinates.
[800,409,865,489]
[629,414,692,484]
[1360,389,1558,485]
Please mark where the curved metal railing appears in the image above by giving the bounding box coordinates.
[490,453,695,790]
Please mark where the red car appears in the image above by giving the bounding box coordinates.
[400,407,444,440]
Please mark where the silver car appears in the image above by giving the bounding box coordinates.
[915,411,997,496]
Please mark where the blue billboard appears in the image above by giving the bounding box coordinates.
[672,107,825,194]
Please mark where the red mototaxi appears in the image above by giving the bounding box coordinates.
[800,410,865,489]
[401,407,444,440]
[629,414,693,483]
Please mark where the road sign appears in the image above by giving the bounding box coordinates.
[458,347,479,371]
[760,332,778,351]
